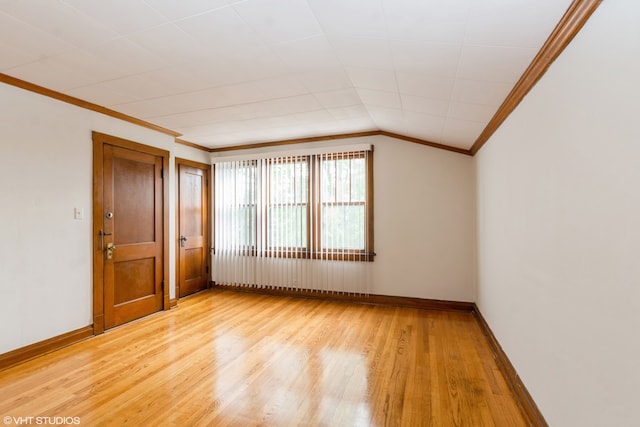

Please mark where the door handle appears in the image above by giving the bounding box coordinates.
[99,230,112,252]
[179,235,188,248]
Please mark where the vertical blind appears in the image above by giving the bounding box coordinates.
[212,145,373,295]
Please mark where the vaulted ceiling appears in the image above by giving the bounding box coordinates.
[0,0,574,150]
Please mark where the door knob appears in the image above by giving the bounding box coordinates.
[179,235,188,248]
[106,242,116,260]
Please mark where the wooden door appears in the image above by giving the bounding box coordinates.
[93,132,168,333]
[177,160,210,297]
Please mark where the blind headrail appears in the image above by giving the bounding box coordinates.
[211,144,372,164]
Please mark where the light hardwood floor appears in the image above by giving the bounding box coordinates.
[0,289,529,426]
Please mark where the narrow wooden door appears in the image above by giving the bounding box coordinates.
[177,160,210,297]
[93,132,168,333]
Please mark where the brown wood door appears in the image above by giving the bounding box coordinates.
[177,160,210,297]
[93,132,168,332]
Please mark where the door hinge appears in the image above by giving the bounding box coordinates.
[206,266,209,273]
[160,168,164,179]
[161,280,164,290]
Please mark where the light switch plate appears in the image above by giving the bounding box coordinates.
[74,207,84,220]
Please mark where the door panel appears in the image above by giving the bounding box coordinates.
[114,258,156,304]
[177,162,210,297]
[103,144,164,329]
[185,248,204,280]
[113,156,156,244]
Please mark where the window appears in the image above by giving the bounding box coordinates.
[215,160,257,254]
[319,152,367,252]
[267,157,308,256]
[214,149,374,261]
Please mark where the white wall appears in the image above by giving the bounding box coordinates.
[371,136,475,301]
[0,83,209,354]
[475,1,640,425]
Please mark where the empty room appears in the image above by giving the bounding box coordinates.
[0,0,638,426]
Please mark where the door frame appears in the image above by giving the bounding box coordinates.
[92,131,170,335]
[175,158,211,300]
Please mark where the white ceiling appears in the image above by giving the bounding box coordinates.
[0,0,573,150]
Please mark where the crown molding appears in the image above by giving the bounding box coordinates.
[378,131,472,156]
[175,138,212,152]
[0,73,182,138]
[470,0,603,155]
[204,130,472,156]
[207,131,380,153]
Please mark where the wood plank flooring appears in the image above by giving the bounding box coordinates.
[0,289,529,426]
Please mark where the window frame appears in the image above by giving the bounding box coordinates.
[312,151,374,262]
[214,150,374,262]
